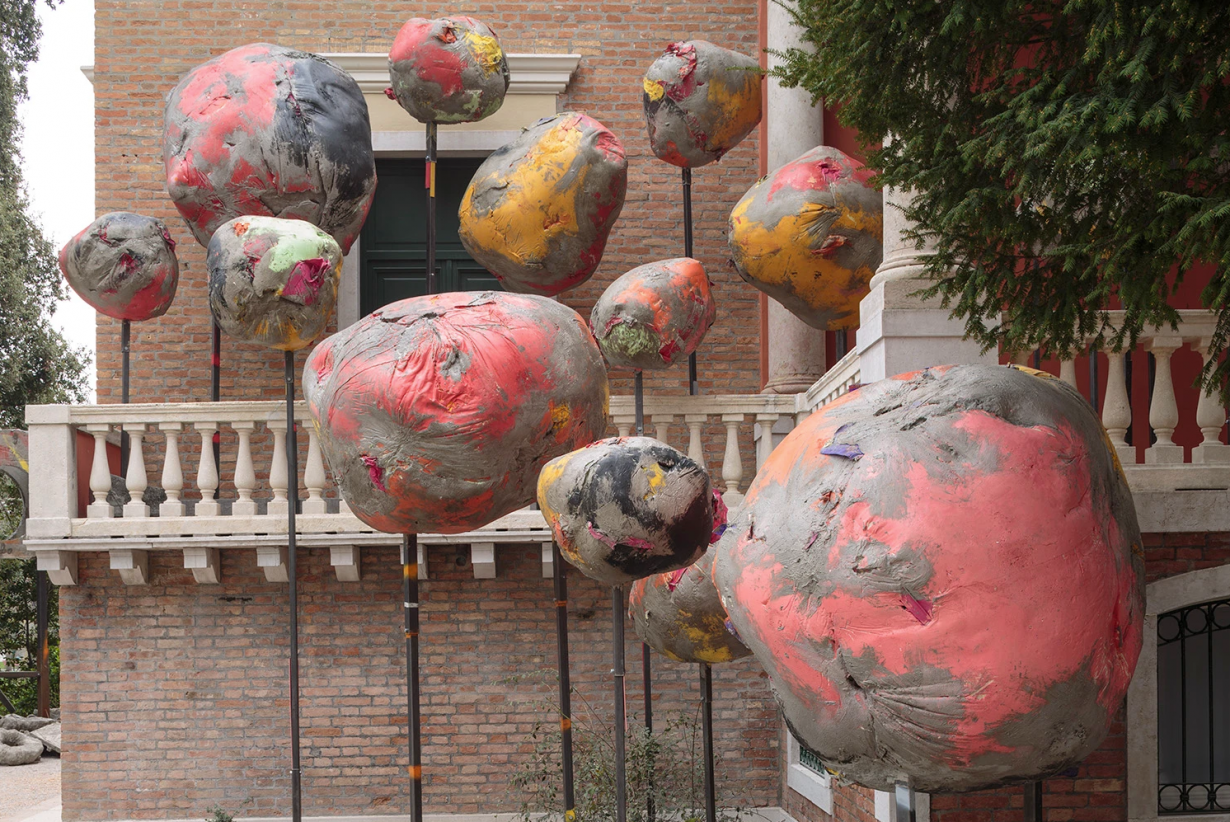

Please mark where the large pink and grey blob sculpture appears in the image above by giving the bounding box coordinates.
[538,437,723,587]
[459,113,629,296]
[387,17,509,124]
[591,258,716,372]
[164,43,377,254]
[713,364,1144,793]
[630,550,749,665]
[207,216,342,351]
[59,212,179,322]
[643,40,762,169]
[729,146,882,331]
[304,292,610,535]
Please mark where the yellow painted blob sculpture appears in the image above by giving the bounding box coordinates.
[729,146,883,330]
[643,40,762,168]
[459,112,629,296]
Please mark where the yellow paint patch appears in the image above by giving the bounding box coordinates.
[640,461,666,499]
[549,402,571,432]
[537,449,583,523]
[643,76,666,101]
[465,31,505,75]
[459,118,589,268]
[705,73,761,150]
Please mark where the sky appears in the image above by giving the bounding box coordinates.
[19,0,96,396]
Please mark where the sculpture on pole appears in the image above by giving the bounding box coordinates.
[387,16,510,124]
[59,212,179,323]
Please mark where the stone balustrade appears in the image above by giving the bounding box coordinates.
[23,392,807,586]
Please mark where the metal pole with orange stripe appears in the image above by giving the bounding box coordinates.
[552,543,576,820]
[403,533,422,822]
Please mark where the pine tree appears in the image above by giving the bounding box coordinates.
[774,0,1230,394]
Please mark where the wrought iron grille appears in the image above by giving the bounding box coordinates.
[1158,596,1230,814]
[798,741,828,776]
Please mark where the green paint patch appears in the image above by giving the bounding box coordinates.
[267,226,329,273]
[606,322,657,358]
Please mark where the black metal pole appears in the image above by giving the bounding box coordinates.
[552,544,575,819]
[1024,782,1044,822]
[1089,347,1100,409]
[701,663,716,822]
[284,351,303,822]
[632,370,654,821]
[894,782,916,822]
[211,321,221,468]
[683,167,698,396]
[35,570,49,718]
[835,329,849,359]
[121,319,130,472]
[426,122,438,294]
[613,584,628,822]
[403,533,423,822]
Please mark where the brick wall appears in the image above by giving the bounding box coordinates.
[58,544,779,820]
[785,785,878,822]
[92,0,767,410]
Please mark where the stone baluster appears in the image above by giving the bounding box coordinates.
[685,414,707,473]
[721,413,745,507]
[756,412,780,472]
[267,417,289,518]
[195,422,221,516]
[651,414,674,447]
[232,421,257,517]
[1059,359,1077,388]
[86,424,113,518]
[1192,339,1229,464]
[613,414,634,439]
[160,422,185,517]
[1101,351,1135,465]
[122,423,149,517]
[303,424,328,514]
[1144,336,1184,464]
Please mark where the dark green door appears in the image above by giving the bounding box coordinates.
[359,158,502,315]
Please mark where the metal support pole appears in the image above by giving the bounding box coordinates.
[894,783,916,822]
[613,585,628,822]
[632,370,654,820]
[683,167,698,396]
[426,122,438,294]
[552,544,575,820]
[1024,781,1044,822]
[1089,347,1100,409]
[835,329,848,359]
[120,319,131,472]
[403,534,423,822]
[36,570,49,718]
[701,663,716,822]
[211,321,221,467]
[284,351,303,822]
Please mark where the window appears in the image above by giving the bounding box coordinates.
[358,157,501,315]
[785,730,833,814]
[1157,597,1230,814]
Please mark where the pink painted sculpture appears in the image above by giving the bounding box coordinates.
[630,551,750,664]
[643,40,762,168]
[387,17,510,124]
[58,212,179,322]
[713,364,1144,792]
[304,292,609,535]
[538,437,723,586]
[729,146,882,330]
[459,113,628,296]
[164,43,377,253]
[207,216,341,351]
[591,258,716,371]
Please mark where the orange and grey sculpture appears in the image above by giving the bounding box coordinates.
[207,216,341,351]
[538,437,723,586]
[304,292,609,535]
[630,551,750,664]
[387,17,510,124]
[643,40,762,168]
[713,364,1144,792]
[459,113,628,296]
[164,43,377,253]
[59,212,179,322]
[591,258,716,372]
[729,146,882,330]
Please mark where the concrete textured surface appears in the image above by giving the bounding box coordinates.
[0,755,60,822]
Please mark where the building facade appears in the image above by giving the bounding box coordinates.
[19,2,1230,822]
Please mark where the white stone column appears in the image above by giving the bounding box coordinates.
[856,186,997,382]
[763,0,827,394]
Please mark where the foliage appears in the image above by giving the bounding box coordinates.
[0,643,57,715]
[510,677,767,822]
[0,556,58,714]
[773,0,1230,395]
[204,806,235,822]
[0,0,87,431]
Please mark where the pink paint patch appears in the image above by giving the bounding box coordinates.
[899,593,934,625]
[665,568,688,592]
[361,454,386,492]
[281,258,331,305]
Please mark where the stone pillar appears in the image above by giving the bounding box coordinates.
[762,0,827,394]
[856,186,997,382]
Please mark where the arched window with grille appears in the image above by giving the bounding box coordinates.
[1157,597,1230,814]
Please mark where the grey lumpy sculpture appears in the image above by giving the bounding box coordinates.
[163,43,376,254]
[207,216,341,351]
[58,212,179,322]
[629,551,751,664]
[387,16,510,124]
